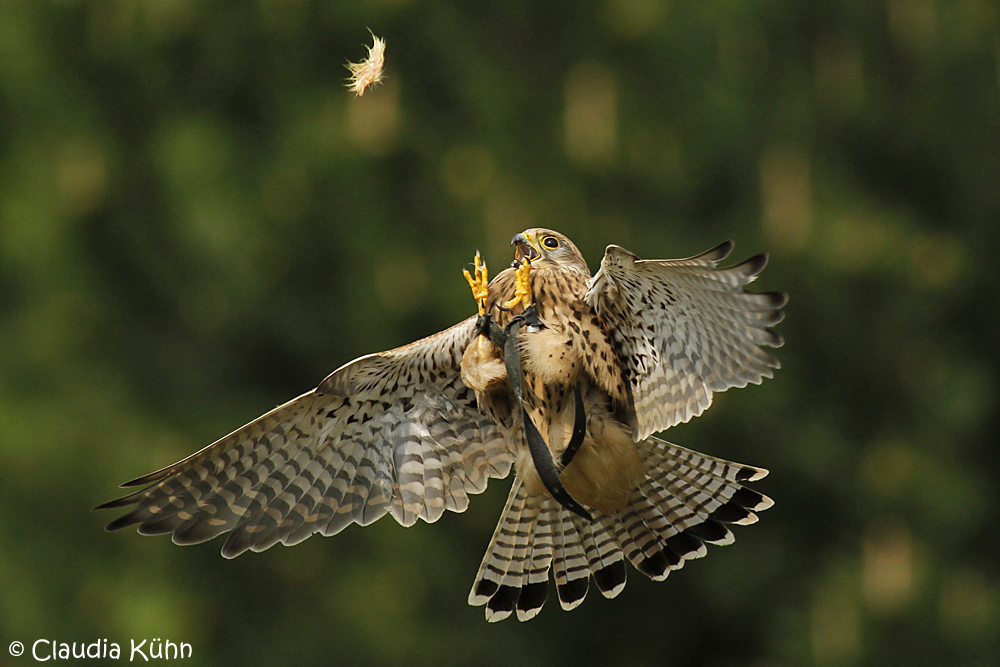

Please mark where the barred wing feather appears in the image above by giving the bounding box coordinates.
[585,242,787,440]
[99,316,515,557]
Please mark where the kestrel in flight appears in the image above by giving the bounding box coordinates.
[100,229,786,622]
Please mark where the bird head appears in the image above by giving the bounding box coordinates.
[511,229,588,273]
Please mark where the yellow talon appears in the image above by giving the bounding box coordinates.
[463,250,490,316]
[502,257,532,310]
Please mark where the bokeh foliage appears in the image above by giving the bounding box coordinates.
[1,0,998,665]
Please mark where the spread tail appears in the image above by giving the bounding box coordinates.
[468,437,772,621]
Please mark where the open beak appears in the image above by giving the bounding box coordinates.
[511,233,541,266]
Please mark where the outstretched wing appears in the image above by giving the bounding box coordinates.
[99,316,514,557]
[584,241,786,440]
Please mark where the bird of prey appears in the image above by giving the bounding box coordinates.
[99,229,786,622]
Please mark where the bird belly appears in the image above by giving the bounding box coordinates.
[516,382,643,515]
[465,317,642,516]
[560,417,643,514]
[520,327,581,387]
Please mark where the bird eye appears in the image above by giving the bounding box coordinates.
[542,236,559,249]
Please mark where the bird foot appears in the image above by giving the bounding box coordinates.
[502,257,533,311]
[463,251,490,316]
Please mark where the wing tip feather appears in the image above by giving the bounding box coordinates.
[104,512,142,532]
[768,290,789,309]
[697,240,734,263]
[95,494,139,511]
[733,252,768,278]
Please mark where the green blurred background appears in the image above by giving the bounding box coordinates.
[1,0,997,665]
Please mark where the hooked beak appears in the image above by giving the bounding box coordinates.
[511,233,540,266]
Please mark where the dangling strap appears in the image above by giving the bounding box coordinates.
[560,385,586,467]
[478,308,591,521]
